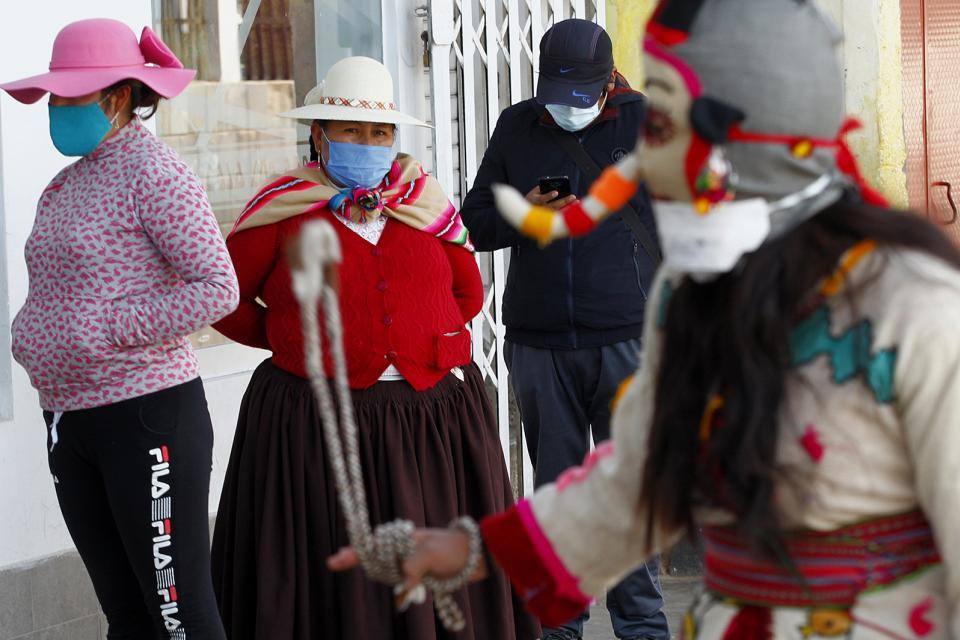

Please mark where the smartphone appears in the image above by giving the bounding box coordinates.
[538,176,572,201]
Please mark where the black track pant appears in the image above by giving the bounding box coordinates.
[45,378,226,640]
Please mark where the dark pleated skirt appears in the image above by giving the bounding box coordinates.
[211,359,539,640]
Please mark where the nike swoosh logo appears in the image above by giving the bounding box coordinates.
[559,67,575,74]
[571,90,591,98]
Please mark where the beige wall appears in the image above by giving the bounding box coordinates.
[605,0,909,207]
[818,0,908,207]
[605,0,655,89]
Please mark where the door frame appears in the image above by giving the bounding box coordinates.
[900,0,927,212]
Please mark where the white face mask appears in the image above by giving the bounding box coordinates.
[652,198,771,282]
[546,94,605,132]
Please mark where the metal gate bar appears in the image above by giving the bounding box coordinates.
[428,0,604,496]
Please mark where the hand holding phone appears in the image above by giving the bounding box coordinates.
[538,176,572,201]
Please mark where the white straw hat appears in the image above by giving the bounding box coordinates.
[278,56,430,128]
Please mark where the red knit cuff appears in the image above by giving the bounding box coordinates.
[480,500,591,627]
[562,201,596,237]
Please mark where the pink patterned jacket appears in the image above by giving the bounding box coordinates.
[12,119,239,411]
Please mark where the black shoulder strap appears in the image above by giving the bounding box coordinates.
[551,131,662,263]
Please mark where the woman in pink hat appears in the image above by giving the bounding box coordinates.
[1,19,237,640]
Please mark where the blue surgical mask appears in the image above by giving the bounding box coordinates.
[321,129,396,189]
[48,96,117,157]
[545,94,606,133]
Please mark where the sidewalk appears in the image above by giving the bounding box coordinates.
[583,576,700,640]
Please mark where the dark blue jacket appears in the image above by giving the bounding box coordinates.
[460,79,659,350]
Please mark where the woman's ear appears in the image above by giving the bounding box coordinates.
[105,85,132,120]
[310,121,325,159]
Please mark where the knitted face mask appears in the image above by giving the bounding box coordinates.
[487,0,886,249]
[645,0,886,208]
[640,39,745,210]
[639,44,699,202]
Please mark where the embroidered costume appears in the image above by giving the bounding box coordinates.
[483,244,960,639]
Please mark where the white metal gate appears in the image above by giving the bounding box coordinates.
[426,0,605,496]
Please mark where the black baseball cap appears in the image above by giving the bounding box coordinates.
[536,19,614,108]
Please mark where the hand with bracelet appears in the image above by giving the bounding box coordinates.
[328,526,490,609]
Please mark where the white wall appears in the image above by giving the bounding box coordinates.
[0,0,267,570]
[382,0,434,171]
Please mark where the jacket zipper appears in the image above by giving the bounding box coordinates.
[633,241,648,300]
[567,237,576,348]
[567,130,597,348]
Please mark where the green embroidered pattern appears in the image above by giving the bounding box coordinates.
[790,305,897,404]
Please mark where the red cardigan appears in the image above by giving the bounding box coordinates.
[214,210,483,391]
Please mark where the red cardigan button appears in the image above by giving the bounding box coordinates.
[376,280,388,292]
[382,314,393,326]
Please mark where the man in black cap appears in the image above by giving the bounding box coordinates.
[460,18,667,640]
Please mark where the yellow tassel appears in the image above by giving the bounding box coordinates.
[683,611,697,639]
[792,139,814,159]
[699,395,725,444]
[610,374,636,411]
[519,206,558,246]
[819,239,877,297]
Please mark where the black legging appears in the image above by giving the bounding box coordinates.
[45,378,226,640]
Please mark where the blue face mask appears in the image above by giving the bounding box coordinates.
[322,129,396,189]
[48,96,116,157]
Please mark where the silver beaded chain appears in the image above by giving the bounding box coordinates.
[291,220,482,632]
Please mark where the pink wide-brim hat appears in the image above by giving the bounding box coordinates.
[0,18,196,104]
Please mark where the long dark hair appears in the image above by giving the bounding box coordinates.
[639,194,960,556]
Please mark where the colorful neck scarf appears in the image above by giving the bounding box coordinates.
[229,153,473,251]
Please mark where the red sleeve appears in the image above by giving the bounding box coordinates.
[442,243,483,323]
[480,501,592,628]
[211,224,278,350]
